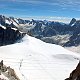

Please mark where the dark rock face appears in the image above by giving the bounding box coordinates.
[0,15,5,26]
[65,61,80,80]
[0,15,26,46]
[0,26,26,46]
[0,15,17,28]
[69,18,76,26]
[29,20,68,38]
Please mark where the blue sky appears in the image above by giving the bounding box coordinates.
[0,0,80,20]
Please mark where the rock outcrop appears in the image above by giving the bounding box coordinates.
[65,61,80,80]
[69,18,76,26]
[0,25,26,46]
[0,60,20,80]
[0,15,26,46]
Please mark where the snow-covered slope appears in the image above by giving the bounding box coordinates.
[0,35,80,80]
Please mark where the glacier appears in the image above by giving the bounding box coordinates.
[0,35,79,80]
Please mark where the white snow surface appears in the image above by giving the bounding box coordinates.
[0,35,80,80]
[0,24,6,29]
[5,19,12,25]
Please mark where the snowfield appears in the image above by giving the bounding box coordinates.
[0,35,80,80]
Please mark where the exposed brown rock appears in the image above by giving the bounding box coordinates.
[65,61,80,80]
[0,60,20,80]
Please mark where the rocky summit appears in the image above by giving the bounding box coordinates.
[0,15,26,46]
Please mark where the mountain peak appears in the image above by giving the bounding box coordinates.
[69,18,76,26]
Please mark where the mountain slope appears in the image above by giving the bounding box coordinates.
[0,35,79,80]
[1,15,80,47]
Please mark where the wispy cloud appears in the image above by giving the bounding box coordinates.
[3,0,47,4]
[1,0,80,10]
[0,0,80,18]
[1,0,80,6]
[9,0,80,12]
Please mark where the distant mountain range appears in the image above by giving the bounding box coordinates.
[0,15,80,47]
